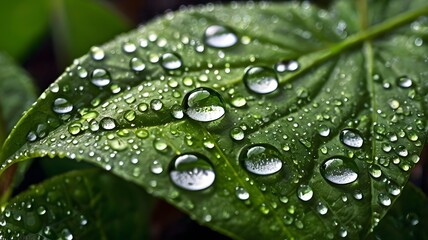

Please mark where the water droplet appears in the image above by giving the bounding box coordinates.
[275,60,300,72]
[318,125,330,137]
[62,228,73,240]
[130,57,146,72]
[77,66,88,78]
[90,46,105,61]
[183,87,226,122]
[169,153,215,191]
[27,131,37,142]
[387,180,401,196]
[397,76,413,88]
[297,184,313,201]
[136,129,149,139]
[339,129,363,148]
[320,157,359,185]
[68,122,82,135]
[406,213,419,226]
[239,143,283,175]
[230,127,245,141]
[171,104,184,119]
[353,190,363,200]
[124,110,136,122]
[231,96,247,108]
[243,66,279,94]
[91,69,111,87]
[369,165,382,178]
[338,227,348,238]
[235,187,250,200]
[378,193,391,206]
[150,99,163,111]
[100,117,117,130]
[317,202,328,215]
[150,160,163,174]
[160,52,183,70]
[203,25,238,48]
[122,42,136,53]
[51,98,73,114]
[108,138,128,151]
[37,206,46,215]
[154,139,168,152]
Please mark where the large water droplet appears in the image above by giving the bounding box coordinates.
[239,143,283,175]
[160,53,183,70]
[91,69,111,87]
[339,129,363,148]
[203,25,238,48]
[243,66,279,94]
[169,153,215,191]
[297,185,313,201]
[320,157,359,185]
[183,87,226,122]
[52,98,73,114]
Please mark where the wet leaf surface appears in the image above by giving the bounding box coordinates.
[1,1,428,239]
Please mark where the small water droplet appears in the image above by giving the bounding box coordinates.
[338,227,347,238]
[90,46,105,61]
[320,157,359,185]
[235,187,250,200]
[297,184,313,201]
[378,193,391,206]
[124,110,136,122]
[150,160,163,174]
[369,165,382,178]
[68,122,82,135]
[77,66,88,78]
[62,228,73,240]
[171,104,184,119]
[27,131,37,142]
[169,153,215,191]
[130,57,146,72]
[230,127,245,141]
[108,138,128,151]
[387,180,401,196]
[353,190,363,200]
[91,69,111,87]
[183,87,226,122]
[203,25,238,48]
[160,52,183,70]
[100,117,117,130]
[231,96,247,108]
[397,76,413,88]
[239,143,283,175]
[37,206,46,215]
[136,129,149,139]
[317,202,328,215]
[122,42,137,53]
[154,139,168,152]
[52,98,73,114]
[339,129,363,148]
[406,213,419,226]
[150,99,163,111]
[318,125,330,137]
[243,66,279,94]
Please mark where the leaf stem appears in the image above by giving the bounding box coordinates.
[357,0,369,31]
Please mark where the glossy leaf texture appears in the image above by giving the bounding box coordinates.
[0,169,153,239]
[370,183,428,240]
[1,0,428,239]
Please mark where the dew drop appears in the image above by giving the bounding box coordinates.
[100,117,117,130]
[235,187,250,200]
[169,153,215,191]
[150,99,163,111]
[369,165,382,178]
[171,104,184,119]
[387,180,401,196]
[297,184,313,201]
[397,76,413,88]
[243,66,279,94]
[124,110,136,122]
[160,52,183,70]
[91,69,111,87]
[27,131,37,142]
[90,46,105,61]
[52,98,73,114]
[150,160,163,174]
[230,127,245,141]
[136,129,149,139]
[378,193,391,206]
[339,129,364,148]
[62,228,73,240]
[353,190,363,200]
[122,42,136,53]
[37,206,46,215]
[320,157,359,185]
[406,213,419,226]
[239,143,283,175]
[318,125,330,137]
[183,87,226,122]
[231,96,247,108]
[130,57,146,72]
[203,25,238,48]
[108,138,128,151]
[317,202,328,215]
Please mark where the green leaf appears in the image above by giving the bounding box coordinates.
[50,0,131,64]
[0,53,38,202]
[0,168,153,239]
[1,0,428,239]
[370,183,428,240]
[0,0,50,60]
